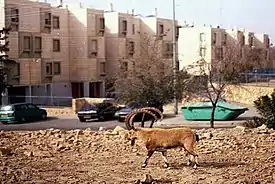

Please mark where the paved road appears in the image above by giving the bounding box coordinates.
[0,106,258,131]
[0,117,124,131]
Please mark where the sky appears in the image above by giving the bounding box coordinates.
[48,0,275,42]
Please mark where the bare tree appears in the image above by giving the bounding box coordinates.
[191,43,264,128]
[108,33,194,106]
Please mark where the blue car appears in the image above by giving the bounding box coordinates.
[115,102,163,122]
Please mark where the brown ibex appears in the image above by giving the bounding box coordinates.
[125,109,199,169]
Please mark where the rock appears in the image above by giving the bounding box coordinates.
[56,144,68,151]
[201,132,213,139]
[234,126,246,131]
[256,124,269,134]
[110,126,126,135]
[23,151,34,157]
[83,128,93,136]
[257,124,267,130]
[0,147,13,156]
[99,127,106,131]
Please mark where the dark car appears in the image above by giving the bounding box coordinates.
[0,103,47,124]
[115,101,163,122]
[77,102,118,122]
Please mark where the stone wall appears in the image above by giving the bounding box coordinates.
[72,98,116,113]
[44,107,73,116]
[225,85,275,105]
[45,85,275,116]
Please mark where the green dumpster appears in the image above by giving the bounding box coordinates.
[181,100,249,121]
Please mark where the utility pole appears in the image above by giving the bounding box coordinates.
[29,59,32,103]
[172,0,178,114]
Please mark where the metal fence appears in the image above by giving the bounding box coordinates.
[240,73,275,87]
[6,95,73,107]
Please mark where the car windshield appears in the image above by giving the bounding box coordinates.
[80,104,97,111]
[0,105,13,111]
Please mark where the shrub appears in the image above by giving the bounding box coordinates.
[253,91,275,129]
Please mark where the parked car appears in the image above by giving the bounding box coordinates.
[0,103,47,124]
[115,101,164,122]
[77,102,118,122]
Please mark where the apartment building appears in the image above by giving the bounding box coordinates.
[1,0,106,105]
[104,6,179,80]
[178,25,272,74]
[67,3,106,98]
[140,15,179,73]
[0,0,180,104]
[104,8,141,77]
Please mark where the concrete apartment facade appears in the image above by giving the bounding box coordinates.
[1,0,179,105]
[104,7,179,79]
[1,0,106,105]
[178,25,272,74]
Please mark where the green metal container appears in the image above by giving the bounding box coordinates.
[181,101,249,121]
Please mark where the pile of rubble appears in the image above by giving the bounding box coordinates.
[0,125,275,183]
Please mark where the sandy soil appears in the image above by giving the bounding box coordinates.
[0,126,275,184]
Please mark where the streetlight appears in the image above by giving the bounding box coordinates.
[172,0,179,114]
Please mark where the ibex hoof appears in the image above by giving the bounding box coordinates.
[141,164,147,168]
[193,164,197,169]
[163,163,169,168]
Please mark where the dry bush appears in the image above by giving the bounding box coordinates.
[190,43,264,127]
[107,33,195,106]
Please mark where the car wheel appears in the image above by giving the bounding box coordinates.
[41,113,47,120]
[98,115,105,121]
[79,118,86,122]
[1,121,7,125]
[118,117,124,122]
[20,117,26,123]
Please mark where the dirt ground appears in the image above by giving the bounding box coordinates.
[0,126,275,184]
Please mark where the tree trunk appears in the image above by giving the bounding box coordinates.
[210,105,217,128]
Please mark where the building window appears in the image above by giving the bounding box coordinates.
[88,39,98,57]
[12,63,20,77]
[23,36,31,52]
[122,20,127,31]
[175,26,179,39]
[159,24,164,35]
[216,47,223,60]
[53,39,60,52]
[266,38,270,48]
[164,42,173,58]
[53,62,61,75]
[241,35,245,46]
[199,33,205,42]
[100,62,106,74]
[53,16,60,29]
[45,12,51,25]
[213,33,217,44]
[199,47,206,57]
[223,34,227,45]
[91,40,97,51]
[99,18,105,30]
[128,41,135,58]
[34,36,42,51]
[11,8,19,23]
[249,36,254,47]
[129,41,134,52]
[46,62,53,75]
[132,24,135,35]
[121,62,128,71]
